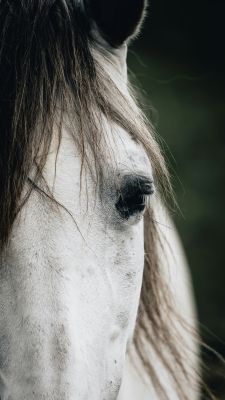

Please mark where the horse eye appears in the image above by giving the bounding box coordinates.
[115,175,154,219]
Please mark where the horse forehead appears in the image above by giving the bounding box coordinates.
[105,123,151,172]
[55,121,150,175]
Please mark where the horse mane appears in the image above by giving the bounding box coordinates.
[0,1,200,398]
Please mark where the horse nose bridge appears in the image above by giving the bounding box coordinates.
[48,322,73,371]
[0,373,8,400]
[12,315,76,372]
[3,322,83,398]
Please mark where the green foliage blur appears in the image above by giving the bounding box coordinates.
[128,0,225,397]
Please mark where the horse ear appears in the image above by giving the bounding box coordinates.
[85,0,147,47]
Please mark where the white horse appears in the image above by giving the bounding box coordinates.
[0,1,199,399]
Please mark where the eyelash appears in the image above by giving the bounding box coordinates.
[115,176,154,220]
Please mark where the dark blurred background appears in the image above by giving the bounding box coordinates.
[128,0,225,397]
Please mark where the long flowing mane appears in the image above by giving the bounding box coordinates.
[0,1,199,398]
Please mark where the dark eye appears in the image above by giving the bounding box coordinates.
[115,175,154,219]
